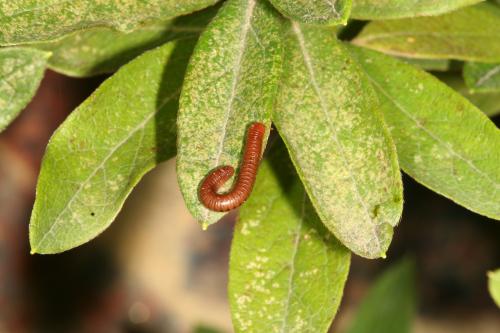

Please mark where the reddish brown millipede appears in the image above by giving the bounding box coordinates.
[199,122,266,212]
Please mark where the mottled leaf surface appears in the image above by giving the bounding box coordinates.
[488,269,500,308]
[268,0,352,24]
[0,0,218,45]
[273,23,403,259]
[229,142,350,333]
[177,0,283,227]
[29,7,217,77]
[353,3,500,62]
[350,46,500,219]
[0,47,49,132]
[463,62,500,93]
[345,259,416,333]
[351,0,483,19]
[30,40,196,254]
[439,73,500,117]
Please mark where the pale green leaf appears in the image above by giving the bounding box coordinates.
[28,7,217,77]
[349,46,500,219]
[353,2,500,62]
[438,73,500,117]
[351,0,483,20]
[488,269,500,308]
[229,141,350,333]
[273,23,403,259]
[463,62,500,93]
[0,47,49,132]
[345,259,416,333]
[267,0,352,25]
[29,39,196,254]
[398,57,450,72]
[177,0,283,227]
[0,0,219,45]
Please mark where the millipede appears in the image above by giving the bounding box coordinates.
[199,122,266,212]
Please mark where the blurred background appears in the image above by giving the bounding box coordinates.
[0,70,499,333]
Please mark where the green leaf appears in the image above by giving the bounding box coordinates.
[177,0,283,227]
[0,0,219,45]
[267,0,352,25]
[0,47,49,132]
[349,46,500,220]
[351,0,483,20]
[353,2,500,62]
[463,62,500,93]
[345,259,416,333]
[229,141,350,333]
[273,23,403,259]
[398,57,450,72]
[488,269,500,308]
[29,39,196,254]
[28,7,217,77]
[438,73,500,117]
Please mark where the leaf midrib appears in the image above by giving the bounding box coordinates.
[364,71,499,193]
[201,0,257,221]
[292,22,381,251]
[33,89,180,250]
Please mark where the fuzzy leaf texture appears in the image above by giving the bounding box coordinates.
[29,39,196,254]
[0,0,219,45]
[488,269,500,308]
[268,0,352,25]
[349,46,500,220]
[345,259,416,333]
[351,0,483,19]
[0,47,49,132]
[28,7,217,77]
[463,62,500,93]
[229,141,350,333]
[273,23,403,259]
[177,0,283,227]
[353,2,500,63]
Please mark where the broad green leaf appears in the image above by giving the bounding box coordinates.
[0,0,219,45]
[229,142,350,333]
[273,23,403,259]
[177,0,283,227]
[463,62,500,93]
[29,39,196,254]
[0,47,49,132]
[349,46,500,219]
[29,7,217,77]
[268,0,352,25]
[351,0,483,20]
[488,269,500,308]
[399,57,450,72]
[345,259,416,333]
[438,73,500,117]
[353,3,500,62]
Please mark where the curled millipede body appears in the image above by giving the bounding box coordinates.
[199,122,266,212]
